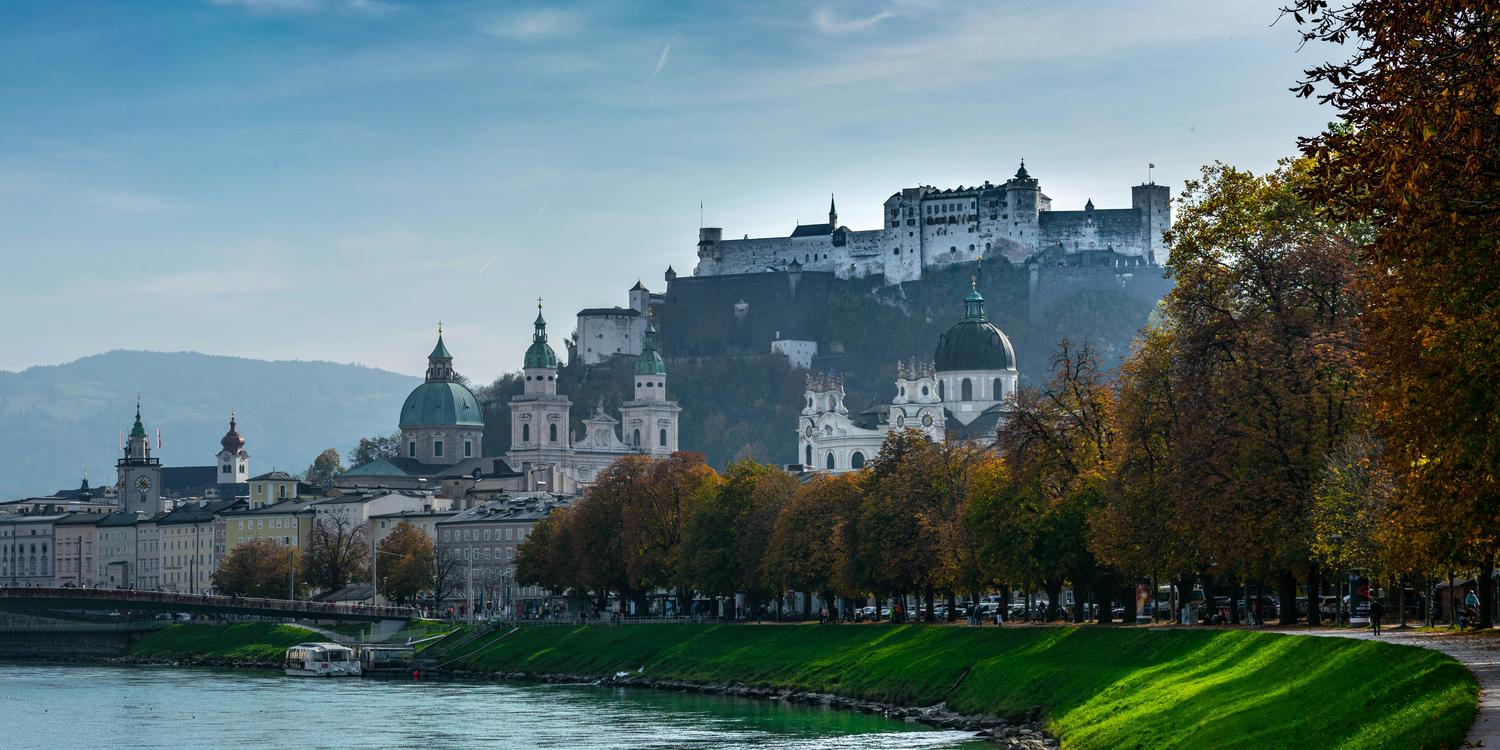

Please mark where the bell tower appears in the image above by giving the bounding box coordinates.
[619,316,680,454]
[116,398,164,514]
[216,411,249,484]
[509,300,574,470]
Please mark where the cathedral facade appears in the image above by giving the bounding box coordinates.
[694,162,1170,284]
[798,285,1018,473]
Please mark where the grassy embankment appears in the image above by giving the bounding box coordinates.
[128,622,321,662]
[447,624,1474,750]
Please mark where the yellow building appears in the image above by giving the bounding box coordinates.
[248,471,305,509]
[222,497,319,554]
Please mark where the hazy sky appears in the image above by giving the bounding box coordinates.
[0,0,1331,382]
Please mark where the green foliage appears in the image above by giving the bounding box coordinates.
[452,624,1474,750]
[304,447,344,488]
[128,622,321,662]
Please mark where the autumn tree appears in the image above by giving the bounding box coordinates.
[213,539,299,598]
[848,430,950,620]
[347,432,401,467]
[680,459,797,618]
[621,453,720,612]
[376,521,434,605]
[764,472,864,619]
[430,549,464,610]
[1162,160,1361,623]
[1288,0,1500,625]
[304,448,344,489]
[304,512,370,592]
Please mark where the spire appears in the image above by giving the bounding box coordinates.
[130,397,147,439]
[1014,159,1030,181]
[963,277,987,321]
[425,323,455,382]
[828,193,838,227]
[220,410,246,452]
[78,474,91,501]
[635,315,667,376]
[524,299,560,369]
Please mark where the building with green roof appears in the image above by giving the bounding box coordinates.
[396,327,485,467]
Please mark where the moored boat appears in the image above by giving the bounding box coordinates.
[284,642,361,677]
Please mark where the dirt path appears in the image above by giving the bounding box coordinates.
[1273,627,1500,747]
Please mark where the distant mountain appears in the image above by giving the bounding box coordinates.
[0,351,419,500]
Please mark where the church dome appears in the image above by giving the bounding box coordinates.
[220,414,245,451]
[635,320,666,376]
[934,285,1016,372]
[400,381,484,429]
[524,306,560,369]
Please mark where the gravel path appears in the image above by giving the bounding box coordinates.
[1272,627,1500,747]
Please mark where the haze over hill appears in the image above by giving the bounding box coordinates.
[0,351,418,500]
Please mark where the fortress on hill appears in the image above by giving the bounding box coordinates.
[692,161,1170,284]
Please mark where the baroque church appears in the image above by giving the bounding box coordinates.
[114,401,251,514]
[341,304,682,497]
[798,283,1018,474]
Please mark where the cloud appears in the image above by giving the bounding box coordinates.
[484,9,583,40]
[208,0,397,14]
[811,7,903,34]
[83,190,183,214]
[650,39,673,79]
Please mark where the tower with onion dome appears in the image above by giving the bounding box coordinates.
[618,316,681,454]
[216,411,249,484]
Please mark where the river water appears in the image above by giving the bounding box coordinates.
[0,664,986,749]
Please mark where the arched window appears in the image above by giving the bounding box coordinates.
[961,378,973,401]
[632,429,641,447]
[825,452,835,470]
[805,445,813,466]
[938,380,945,400]
[549,423,558,442]
[993,378,1003,400]
[851,451,865,469]
[522,424,530,443]
[659,428,668,447]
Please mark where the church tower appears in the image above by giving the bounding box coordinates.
[619,317,681,454]
[508,302,574,477]
[216,412,249,484]
[398,326,485,465]
[115,399,164,515]
[828,194,838,229]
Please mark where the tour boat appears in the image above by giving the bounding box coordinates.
[283,642,361,677]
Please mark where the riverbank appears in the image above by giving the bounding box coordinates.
[439,623,1475,750]
[123,622,322,667]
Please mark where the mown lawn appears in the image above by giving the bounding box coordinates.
[128,622,320,662]
[453,624,1475,750]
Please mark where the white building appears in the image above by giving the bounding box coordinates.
[573,281,663,365]
[695,163,1171,284]
[507,304,682,490]
[798,285,1018,473]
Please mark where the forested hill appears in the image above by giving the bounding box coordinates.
[0,351,417,499]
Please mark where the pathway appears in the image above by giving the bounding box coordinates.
[1273,626,1500,747]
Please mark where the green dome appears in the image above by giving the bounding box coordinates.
[399,381,484,428]
[934,286,1016,372]
[524,306,560,369]
[635,321,666,376]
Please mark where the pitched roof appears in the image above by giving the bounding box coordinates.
[250,471,300,482]
[790,223,833,238]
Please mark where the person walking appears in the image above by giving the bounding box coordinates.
[1370,597,1384,636]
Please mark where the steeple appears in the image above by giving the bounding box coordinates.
[524,299,560,370]
[124,398,150,461]
[635,318,667,377]
[963,276,987,321]
[828,193,838,228]
[1014,159,1031,181]
[78,474,91,501]
[426,323,456,382]
[130,398,146,440]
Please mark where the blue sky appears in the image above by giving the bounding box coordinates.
[0,0,1330,381]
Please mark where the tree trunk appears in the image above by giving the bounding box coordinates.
[1227,577,1241,625]
[1483,552,1496,629]
[1306,562,1322,627]
[802,590,812,621]
[1121,582,1138,624]
[1096,573,1114,624]
[1398,575,1408,628]
[1071,579,1087,623]
[1044,579,1063,621]
[1278,570,1298,626]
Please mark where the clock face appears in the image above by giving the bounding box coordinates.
[136,476,152,491]
[804,424,814,438]
[921,413,934,427]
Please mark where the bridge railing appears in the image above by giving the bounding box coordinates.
[0,585,416,620]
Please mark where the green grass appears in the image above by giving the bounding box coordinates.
[128,622,322,662]
[451,624,1476,750]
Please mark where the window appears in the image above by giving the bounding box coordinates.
[805,445,813,466]
[277,485,286,499]
[464,440,473,458]
[522,424,530,443]
[433,440,444,458]
[938,381,946,399]
[549,423,558,442]
[659,428,668,447]
[993,378,1003,400]
[408,441,416,458]
[825,452,835,470]
[961,379,973,400]
[851,452,866,469]
[632,429,641,447]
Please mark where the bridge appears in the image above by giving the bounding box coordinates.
[0,586,415,623]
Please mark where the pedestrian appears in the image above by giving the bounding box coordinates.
[1370,597,1384,636]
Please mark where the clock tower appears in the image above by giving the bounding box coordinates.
[116,399,164,515]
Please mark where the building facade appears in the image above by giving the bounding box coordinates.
[0,513,63,586]
[434,493,569,616]
[799,285,1018,473]
[694,163,1170,284]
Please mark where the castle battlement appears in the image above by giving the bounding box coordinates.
[693,162,1170,285]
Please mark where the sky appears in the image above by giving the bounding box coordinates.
[0,0,1333,382]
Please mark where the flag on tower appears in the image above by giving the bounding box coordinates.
[156,428,162,450]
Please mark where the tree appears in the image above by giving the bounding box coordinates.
[304,513,369,592]
[1288,0,1500,625]
[377,522,434,605]
[213,539,298,598]
[305,448,344,489]
[430,550,464,610]
[347,432,401,467]
[621,453,720,612]
[680,459,797,617]
[764,473,863,617]
[849,430,948,620]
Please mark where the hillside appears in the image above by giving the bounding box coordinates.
[0,350,418,499]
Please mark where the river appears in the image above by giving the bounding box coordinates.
[0,664,987,748]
